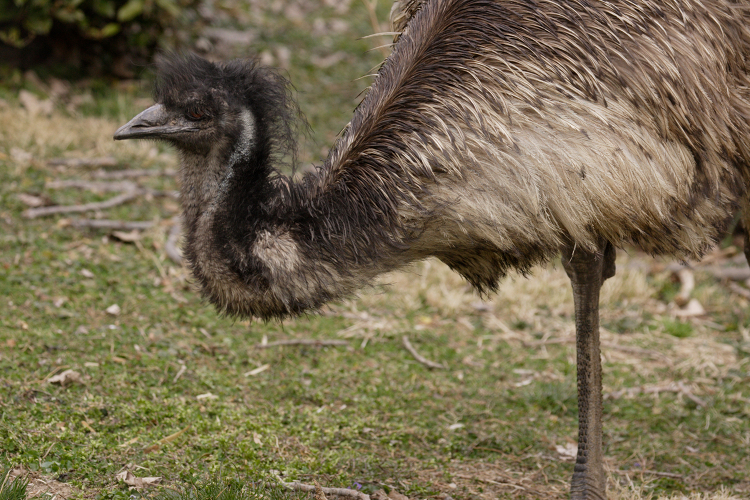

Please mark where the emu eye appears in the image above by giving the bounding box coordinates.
[187,110,206,121]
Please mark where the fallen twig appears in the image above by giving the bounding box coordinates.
[402,336,446,369]
[606,382,707,407]
[23,191,141,218]
[165,218,182,265]
[48,157,118,168]
[282,481,369,500]
[452,473,527,491]
[47,179,139,192]
[613,469,683,479]
[522,337,669,362]
[92,168,177,179]
[67,219,155,230]
[666,261,750,281]
[45,180,179,199]
[673,268,694,307]
[726,281,750,300]
[256,339,350,349]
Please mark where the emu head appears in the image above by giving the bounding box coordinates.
[115,53,299,169]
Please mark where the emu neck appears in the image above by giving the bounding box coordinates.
[179,109,263,225]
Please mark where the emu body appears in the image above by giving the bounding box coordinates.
[115,1,750,497]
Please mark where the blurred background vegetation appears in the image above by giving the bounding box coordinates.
[0,0,207,77]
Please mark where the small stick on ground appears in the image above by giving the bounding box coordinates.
[726,281,750,300]
[68,219,155,230]
[46,180,139,192]
[282,481,369,500]
[256,339,350,349]
[92,168,177,179]
[613,469,683,479]
[48,157,118,168]
[23,191,141,218]
[673,267,695,307]
[165,218,182,265]
[402,336,446,369]
[606,382,707,407]
[313,482,328,500]
[523,337,670,362]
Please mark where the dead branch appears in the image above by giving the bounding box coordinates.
[68,219,155,230]
[23,191,141,218]
[47,180,138,192]
[606,382,706,407]
[47,157,118,168]
[92,168,177,179]
[726,281,750,300]
[522,337,669,362]
[703,265,750,282]
[165,218,182,265]
[402,336,446,369]
[452,473,527,491]
[666,262,750,281]
[613,469,683,479]
[282,481,369,500]
[673,268,694,307]
[45,180,179,199]
[256,339,350,349]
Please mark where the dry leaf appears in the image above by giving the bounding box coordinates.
[675,298,706,318]
[388,490,409,500]
[19,89,54,116]
[115,470,161,489]
[111,230,141,242]
[17,193,50,207]
[244,364,270,376]
[555,443,578,461]
[106,304,121,316]
[48,369,82,386]
[371,490,389,500]
[81,421,97,434]
[10,147,33,165]
[144,424,191,452]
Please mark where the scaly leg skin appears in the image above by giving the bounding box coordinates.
[742,200,750,268]
[561,240,615,500]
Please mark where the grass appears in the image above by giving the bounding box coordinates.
[0,470,29,500]
[1,1,750,499]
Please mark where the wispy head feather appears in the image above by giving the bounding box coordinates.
[154,52,304,169]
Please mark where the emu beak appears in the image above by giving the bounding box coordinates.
[114,103,196,140]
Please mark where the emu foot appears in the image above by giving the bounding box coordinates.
[570,461,606,500]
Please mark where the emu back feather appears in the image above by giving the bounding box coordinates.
[152,0,750,319]
[325,0,750,283]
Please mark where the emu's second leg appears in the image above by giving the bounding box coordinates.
[561,241,615,500]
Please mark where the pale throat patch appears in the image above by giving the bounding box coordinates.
[229,108,257,165]
[217,108,257,196]
[252,230,301,274]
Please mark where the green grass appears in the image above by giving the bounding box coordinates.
[1,1,750,499]
[0,470,28,500]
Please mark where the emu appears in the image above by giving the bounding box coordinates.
[114,0,750,498]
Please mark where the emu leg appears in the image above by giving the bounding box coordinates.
[742,200,750,267]
[561,241,615,500]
